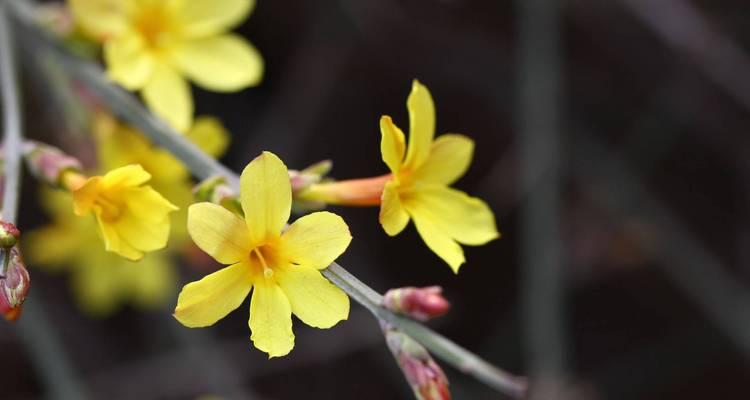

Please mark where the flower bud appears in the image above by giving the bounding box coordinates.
[383,286,450,321]
[23,141,83,188]
[0,248,30,321]
[289,160,332,193]
[0,222,20,249]
[193,176,242,216]
[381,323,451,400]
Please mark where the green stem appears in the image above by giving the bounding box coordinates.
[6,1,527,397]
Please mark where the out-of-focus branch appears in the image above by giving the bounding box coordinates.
[618,0,750,113]
[6,1,527,397]
[572,131,750,358]
[0,1,88,399]
[517,0,568,397]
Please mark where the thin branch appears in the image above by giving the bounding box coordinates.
[6,0,527,397]
[0,1,88,399]
[517,0,568,397]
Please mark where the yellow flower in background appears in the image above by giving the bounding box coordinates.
[69,164,178,260]
[69,0,264,131]
[174,152,351,358]
[378,80,499,272]
[24,189,177,316]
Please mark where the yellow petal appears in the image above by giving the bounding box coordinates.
[104,33,154,90]
[173,34,263,92]
[177,0,255,38]
[380,116,406,174]
[23,224,80,268]
[142,63,193,132]
[408,206,465,273]
[112,207,170,252]
[249,281,294,358]
[129,253,177,310]
[69,0,131,39]
[187,202,251,264]
[186,116,230,158]
[412,134,474,185]
[72,257,121,317]
[100,164,151,189]
[174,262,253,327]
[403,80,436,170]
[240,152,291,245]
[122,185,179,222]
[379,181,409,236]
[276,264,349,328]
[280,211,351,269]
[406,185,499,246]
[95,209,144,260]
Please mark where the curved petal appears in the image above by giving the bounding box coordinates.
[142,63,193,132]
[104,33,155,90]
[408,206,465,273]
[280,211,351,269]
[412,134,474,185]
[240,152,291,246]
[69,0,131,39]
[249,282,294,358]
[405,185,499,247]
[187,202,251,264]
[113,207,171,252]
[177,0,255,38]
[276,265,349,328]
[101,164,151,189]
[174,262,253,327]
[379,181,409,236]
[380,116,406,174]
[186,116,230,158]
[122,185,178,223]
[95,209,143,260]
[403,80,436,170]
[173,34,263,92]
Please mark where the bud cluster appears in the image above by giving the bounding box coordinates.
[193,176,242,216]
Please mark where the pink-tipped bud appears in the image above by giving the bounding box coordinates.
[0,248,30,321]
[382,323,451,400]
[383,286,450,321]
[23,141,82,188]
[0,222,20,249]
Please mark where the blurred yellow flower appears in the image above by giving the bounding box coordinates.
[69,0,264,131]
[378,80,499,273]
[174,152,351,358]
[25,189,177,316]
[68,164,178,261]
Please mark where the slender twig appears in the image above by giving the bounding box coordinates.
[617,0,750,114]
[6,0,527,397]
[0,2,88,399]
[517,0,568,397]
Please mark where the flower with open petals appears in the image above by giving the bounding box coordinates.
[69,0,264,131]
[298,81,498,272]
[69,164,178,260]
[174,152,351,357]
[377,81,499,272]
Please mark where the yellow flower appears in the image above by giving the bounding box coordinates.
[69,164,178,261]
[69,0,264,131]
[378,80,499,273]
[174,152,351,358]
[24,188,177,316]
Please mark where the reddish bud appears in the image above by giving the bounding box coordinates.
[383,286,450,321]
[0,222,20,249]
[0,248,30,321]
[23,141,82,188]
[382,323,451,400]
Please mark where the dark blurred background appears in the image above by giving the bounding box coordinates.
[4,0,750,399]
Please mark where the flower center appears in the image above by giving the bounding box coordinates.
[249,246,277,279]
[95,193,123,222]
[133,5,180,51]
